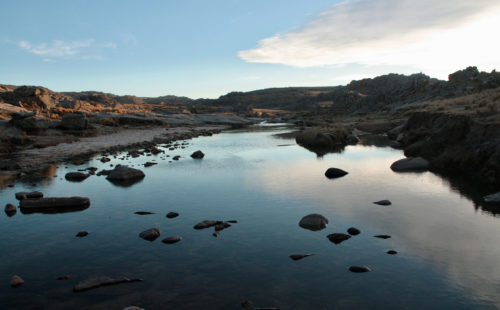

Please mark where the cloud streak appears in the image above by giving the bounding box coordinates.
[239,0,500,78]
[18,39,116,61]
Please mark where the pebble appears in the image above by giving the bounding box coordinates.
[166,212,179,218]
[349,266,371,273]
[387,250,398,255]
[162,236,182,244]
[347,227,360,235]
[76,231,89,237]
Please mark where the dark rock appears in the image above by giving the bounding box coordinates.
[191,150,205,159]
[289,254,315,261]
[227,220,238,223]
[135,211,154,215]
[349,266,371,273]
[390,157,429,172]
[173,155,180,160]
[106,165,145,186]
[61,113,88,130]
[15,191,43,200]
[162,236,182,244]
[5,203,16,216]
[57,275,70,280]
[324,168,348,179]
[139,228,161,241]
[65,172,90,181]
[299,214,328,231]
[123,307,145,310]
[73,276,142,292]
[100,157,111,163]
[9,112,40,132]
[327,233,351,244]
[194,220,217,229]
[96,169,112,176]
[374,234,391,239]
[76,231,88,237]
[166,212,179,218]
[11,275,24,287]
[387,250,398,255]
[20,197,90,214]
[347,227,360,235]
[144,162,157,167]
[212,231,219,237]
[373,200,391,206]
[346,134,360,145]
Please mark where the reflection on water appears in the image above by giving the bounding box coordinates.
[1,125,500,309]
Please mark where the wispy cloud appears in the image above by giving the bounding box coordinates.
[18,39,116,61]
[239,0,500,78]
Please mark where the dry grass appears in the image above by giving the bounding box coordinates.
[402,87,500,124]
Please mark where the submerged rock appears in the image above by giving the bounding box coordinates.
[194,220,217,229]
[387,250,398,255]
[73,276,142,292]
[4,203,17,216]
[65,172,90,182]
[374,234,391,239]
[347,227,361,236]
[144,162,157,167]
[135,211,154,215]
[349,266,371,273]
[299,214,329,231]
[139,228,161,241]
[373,200,392,206]
[162,236,182,244]
[191,150,205,159]
[20,197,90,214]
[327,233,351,244]
[10,275,24,287]
[166,212,179,218]
[390,157,430,172]
[324,168,348,179]
[289,254,315,261]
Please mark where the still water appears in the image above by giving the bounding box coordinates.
[1,125,500,309]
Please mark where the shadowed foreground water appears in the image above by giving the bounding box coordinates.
[1,125,500,309]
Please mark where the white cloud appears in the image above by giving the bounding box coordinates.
[18,39,117,61]
[239,0,500,78]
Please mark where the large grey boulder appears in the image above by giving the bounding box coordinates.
[61,113,88,130]
[390,157,429,172]
[299,214,329,231]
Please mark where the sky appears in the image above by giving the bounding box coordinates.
[1,0,499,98]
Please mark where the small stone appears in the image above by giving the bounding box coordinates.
[374,234,391,239]
[139,228,161,241]
[166,212,179,218]
[191,150,205,159]
[144,162,157,167]
[324,168,348,179]
[227,220,238,223]
[11,275,24,287]
[299,214,329,231]
[373,200,391,206]
[65,172,90,181]
[100,157,111,163]
[5,203,17,216]
[289,254,315,261]
[327,233,351,244]
[347,227,360,235]
[172,155,180,160]
[387,250,398,255]
[76,231,89,237]
[349,266,371,273]
[212,231,219,237]
[162,236,182,244]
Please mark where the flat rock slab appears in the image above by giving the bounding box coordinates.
[349,266,371,273]
[15,191,43,200]
[106,165,145,181]
[20,197,90,214]
[390,157,429,172]
[162,236,182,244]
[327,233,351,244]
[374,234,391,239]
[299,214,329,231]
[166,212,179,218]
[73,276,142,292]
[65,172,90,181]
[373,200,392,206]
[289,254,315,261]
[194,220,217,229]
[324,168,348,179]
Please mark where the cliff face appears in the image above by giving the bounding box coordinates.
[398,111,500,187]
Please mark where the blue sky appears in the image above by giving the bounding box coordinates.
[1,0,499,98]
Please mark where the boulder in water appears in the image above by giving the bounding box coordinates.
[299,214,329,231]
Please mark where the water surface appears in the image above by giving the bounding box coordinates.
[1,125,500,309]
